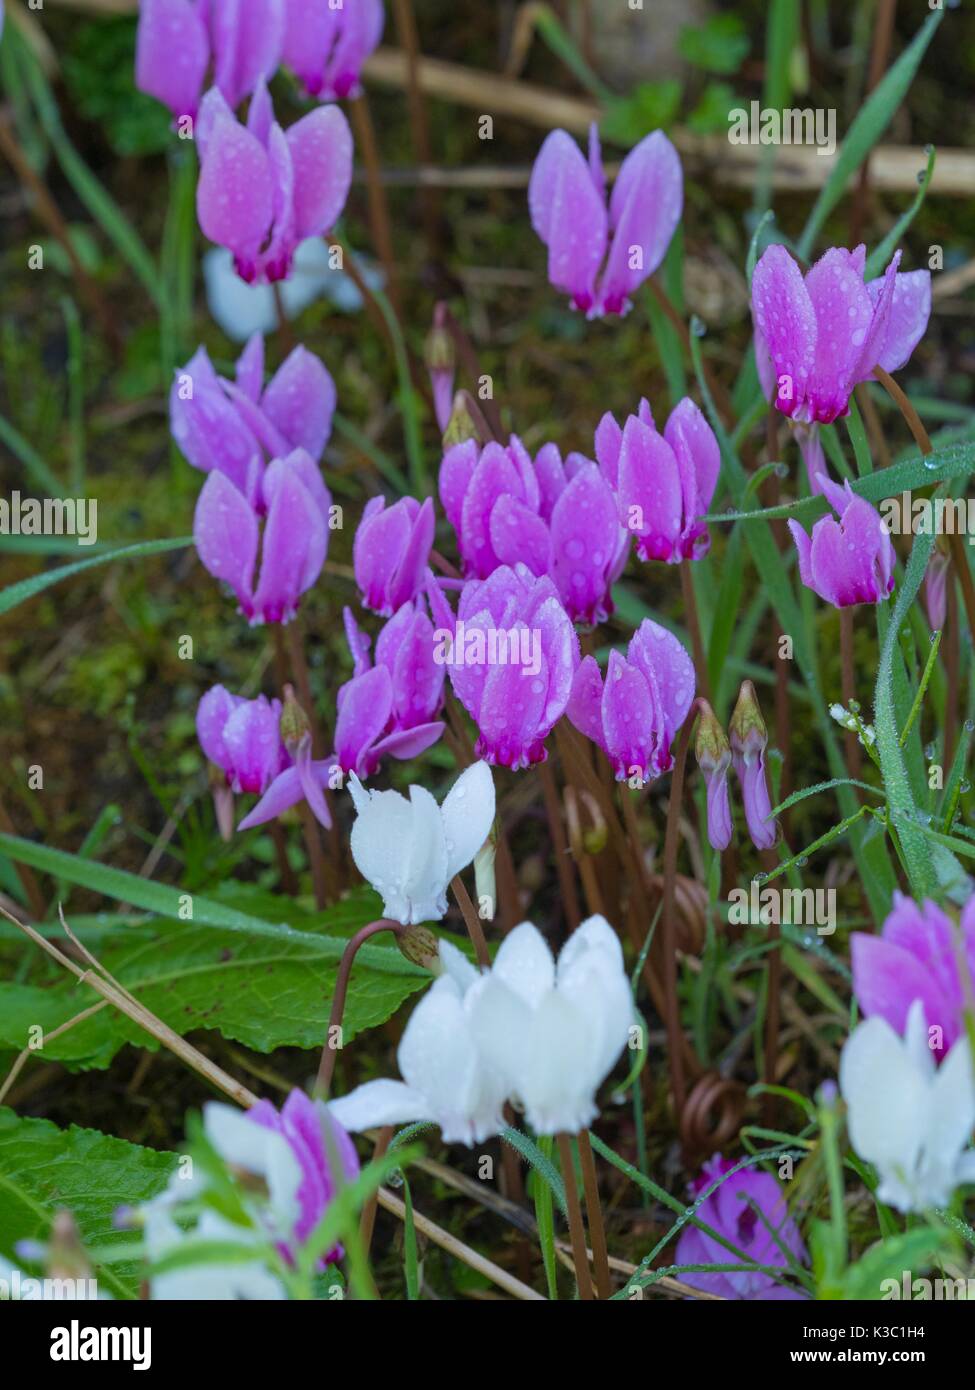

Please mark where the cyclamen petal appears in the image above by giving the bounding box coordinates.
[348,761,495,924]
[528,128,607,315]
[135,0,209,122]
[751,242,931,423]
[788,479,895,608]
[353,496,435,616]
[196,84,352,285]
[282,0,384,100]
[529,124,682,318]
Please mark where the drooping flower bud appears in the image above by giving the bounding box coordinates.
[279,683,311,753]
[729,680,777,851]
[425,304,456,435]
[396,924,444,974]
[694,700,732,851]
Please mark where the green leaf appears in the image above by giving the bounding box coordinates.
[841,1228,954,1301]
[874,533,938,899]
[0,538,192,617]
[0,1106,176,1299]
[0,920,429,1065]
[864,145,937,280]
[687,82,740,135]
[798,9,944,257]
[678,16,750,75]
[600,80,682,147]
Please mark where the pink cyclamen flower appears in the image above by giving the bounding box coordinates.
[335,602,446,776]
[353,495,435,617]
[194,447,330,624]
[246,1088,359,1266]
[729,680,777,851]
[852,893,975,1061]
[529,123,682,318]
[752,243,931,424]
[237,688,335,832]
[675,1155,808,1300]
[440,437,629,624]
[567,620,695,785]
[197,685,287,837]
[787,475,895,608]
[281,0,384,101]
[135,0,284,122]
[196,79,352,283]
[171,334,336,505]
[428,564,579,770]
[599,397,720,563]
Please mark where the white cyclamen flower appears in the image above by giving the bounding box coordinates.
[349,760,495,924]
[467,916,634,1135]
[840,999,975,1213]
[329,940,507,1144]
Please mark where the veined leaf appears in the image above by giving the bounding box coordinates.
[0,1107,176,1300]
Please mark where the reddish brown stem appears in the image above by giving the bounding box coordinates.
[661,704,703,1117]
[359,1124,395,1254]
[450,874,490,967]
[349,94,401,314]
[577,1130,610,1299]
[315,919,405,1097]
[556,1133,594,1300]
[539,760,582,933]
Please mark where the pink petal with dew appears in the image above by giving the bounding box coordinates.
[252,467,327,621]
[490,496,551,578]
[528,129,607,313]
[851,931,958,1055]
[617,415,683,562]
[804,248,873,421]
[390,497,435,610]
[549,466,618,623]
[235,333,265,402]
[460,445,529,578]
[262,346,336,461]
[439,440,479,534]
[286,104,354,239]
[334,665,393,772]
[196,110,274,277]
[600,651,654,779]
[196,685,240,769]
[567,655,606,750]
[135,0,208,120]
[194,471,259,611]
[281,0,334,95]
[750,245,816,417]
[601,130,682,314]
[867,268,932,374]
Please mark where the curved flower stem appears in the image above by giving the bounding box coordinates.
[314,919,405,1099]
[450,874,491,967]
[577,1131,611,1299]
[874,365,975,639]
[555,1133,594,1300]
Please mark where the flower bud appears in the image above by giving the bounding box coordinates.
[729,681,777,851]
[694,700,732,851]
[280,684,311,753]
[396,924,443,974]
[443,391,482,449]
